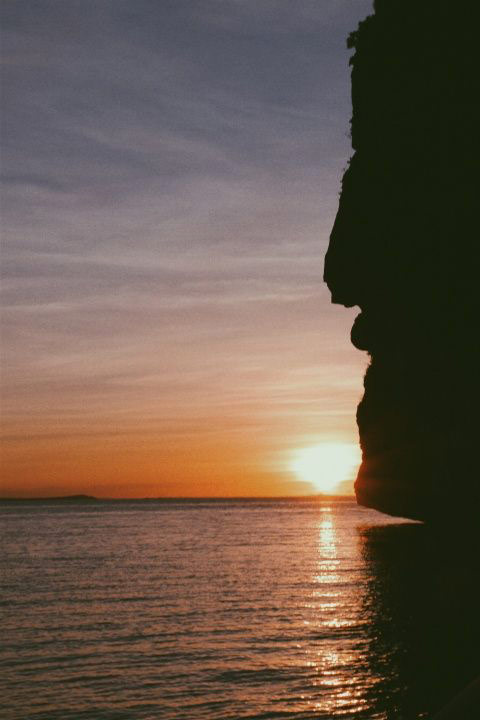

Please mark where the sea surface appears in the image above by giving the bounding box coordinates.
[1,498,479,720]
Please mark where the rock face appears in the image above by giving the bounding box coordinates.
[324,0,478,522]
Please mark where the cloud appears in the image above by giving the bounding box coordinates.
[1,0,371,494]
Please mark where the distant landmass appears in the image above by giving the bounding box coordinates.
[324,0,478,523]
[0,494,99,503]
[0,494,354,503]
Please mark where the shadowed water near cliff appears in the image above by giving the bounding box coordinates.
[361,523,480,716]
[324,0,479,522]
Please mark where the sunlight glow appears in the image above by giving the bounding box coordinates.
[290,442,361,494]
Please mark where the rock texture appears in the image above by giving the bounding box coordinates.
[324,0,478,522]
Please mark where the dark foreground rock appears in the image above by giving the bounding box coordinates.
[324,0,479,522]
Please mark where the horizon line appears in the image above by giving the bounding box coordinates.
[0,493,356,502]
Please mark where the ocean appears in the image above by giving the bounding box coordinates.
[1,498,479,719]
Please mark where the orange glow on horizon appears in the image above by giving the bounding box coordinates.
[0,420,361,499]
[1,319,365,500]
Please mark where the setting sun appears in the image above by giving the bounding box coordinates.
[290,442,361,494]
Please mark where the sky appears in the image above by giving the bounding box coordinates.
[1,0,372,498]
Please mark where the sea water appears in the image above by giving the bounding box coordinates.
[1,499,478,719]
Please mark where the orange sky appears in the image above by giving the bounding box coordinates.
[0,1,371,498]
[1,294,366,497]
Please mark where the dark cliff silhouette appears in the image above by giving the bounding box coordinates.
[324,0,478,522]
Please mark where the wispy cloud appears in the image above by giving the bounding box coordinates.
[1,0,371,495]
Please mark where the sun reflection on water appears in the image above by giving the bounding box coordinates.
[318,506,337,558]
[314,507,341,585]
[303,504,375,716]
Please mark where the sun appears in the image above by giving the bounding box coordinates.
[290,442,361,494]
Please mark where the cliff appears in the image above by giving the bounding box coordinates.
[324,0,478,522]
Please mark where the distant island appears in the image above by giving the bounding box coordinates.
[0,494,99,503]
[0,494,354,503]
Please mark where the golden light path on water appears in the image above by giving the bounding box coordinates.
[300,506,377,716]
